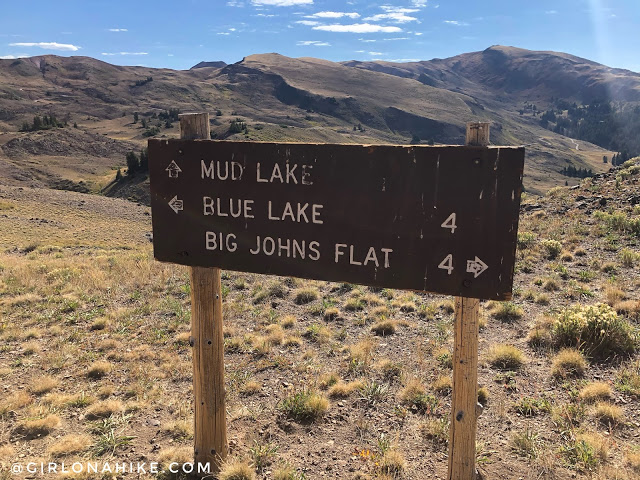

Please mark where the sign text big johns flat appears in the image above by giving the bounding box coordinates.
[149,140,524,300]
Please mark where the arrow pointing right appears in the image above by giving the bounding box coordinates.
[466,256,488,278]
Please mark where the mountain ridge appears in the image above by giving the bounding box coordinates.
[0,45,633,196]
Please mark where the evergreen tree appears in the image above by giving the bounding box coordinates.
[139,148,149,172]
[126,151,140,175]
[133,112,139,124]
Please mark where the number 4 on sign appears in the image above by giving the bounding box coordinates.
[438,254,454,275]
[441,213,457,233]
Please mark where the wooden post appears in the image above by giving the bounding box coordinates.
[180,113,228,474]
[447,122,490,480]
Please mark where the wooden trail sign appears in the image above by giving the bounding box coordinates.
[149,140,524,300]
[150,115,523,479]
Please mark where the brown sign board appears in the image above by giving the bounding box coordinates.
[148,140,524,300]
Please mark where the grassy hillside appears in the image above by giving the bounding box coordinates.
[0,48,624,196]
[0,158,638,479]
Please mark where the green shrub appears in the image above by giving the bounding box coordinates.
[491,302,524,322]
[279,390,328,421]
[552,303,637,358]
[517,232,536,250]
[541,239,562,259]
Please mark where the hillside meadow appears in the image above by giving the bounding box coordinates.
[0,160,639,479]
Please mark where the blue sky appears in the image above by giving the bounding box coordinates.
[1,0,639,71]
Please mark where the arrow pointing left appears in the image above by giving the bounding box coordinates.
[168,196,184,214]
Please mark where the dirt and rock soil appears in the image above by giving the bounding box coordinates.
[0,160,638,480]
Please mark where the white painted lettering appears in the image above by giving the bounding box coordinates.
[203,196,214,215]
[282,202,295,222]
[256,163,268,183]
[312,204,323,224]
[201,160,214,179]
[278,237,291,257]
[293,239,305,259]
[335,243,347,263]
[302,164,313,185]
[381,248,392,268]
[349,246,362,265]
[363,247,379,267]
[286,163,298,184]
[270,163,283,183]
[263,237,276,256]
[268,201,279,221]
[309,241,320,260]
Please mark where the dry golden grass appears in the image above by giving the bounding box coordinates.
[328,380,364,398]
[486,344,525,370]
[433,375,452,395]
[0,443,16,460]
[378,449,405,475]
[0,390,32,414]
[399,378,427,404]
[241,381,262,395]
[593,402,624,427]
[293,287,319,304]
[627,450,640,472]
[87,361,113,379]
[48,434,92,457]
[280,314,296,328]
[22,341,41,355]
[29,375,60,395]
[162,419,193,439]
[85,400,124,419]
[371,319,397,336]
[579,382,613,403]
[157,446,193,470]
[14,414,61,438]
[576,432,610,462]
[263,324,284,345]
[218,458,256,480]
[605,286,626,306]
[551,348,587,378]
[323,306,340,321]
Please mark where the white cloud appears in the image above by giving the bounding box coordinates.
[0,55,19,59]
[101,52,148,56]
[414,32,423,35]
[545,10,557,14]
[386,57,420,62]
[251,0,313,6]
[364,12,418,23]
[255,13,276,16]
[297,40,331,46]
[229,28,237,31]
[380,6,419,13]
[108,28,128,32]
[313,23,402,33]
[358,38,377,42]
[383,37,409,41]
[306,11,359,18]
[443,20,469,26]
[217,32,231,35]
[296,20,320,25]
[9,42,80,51]
[412,0,427,7]
[369,51,384,55]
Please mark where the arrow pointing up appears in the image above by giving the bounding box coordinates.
[168,195,184,214]
[466,256,488,278]
[166,160,182,178]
